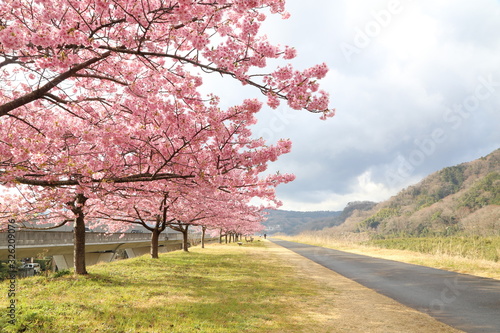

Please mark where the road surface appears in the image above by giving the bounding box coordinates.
[271,239,500,333]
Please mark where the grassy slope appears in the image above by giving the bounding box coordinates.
[1,242,326,333]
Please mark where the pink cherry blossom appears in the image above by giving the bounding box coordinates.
[1,0,334,274]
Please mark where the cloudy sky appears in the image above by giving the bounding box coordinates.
[213,0,500,211]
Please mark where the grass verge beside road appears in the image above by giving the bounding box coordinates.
[1,240,464,333]
[1,242,324,333]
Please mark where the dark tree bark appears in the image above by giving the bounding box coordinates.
[201,226,206,249]
[181,225,190,252]
[71,194,88,275]
[151,228,160,259]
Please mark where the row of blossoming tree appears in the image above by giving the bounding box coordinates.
[0,0,333,275]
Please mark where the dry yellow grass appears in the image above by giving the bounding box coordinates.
[277,234,500,280]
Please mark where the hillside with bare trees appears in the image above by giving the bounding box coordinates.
[329,149,500,238]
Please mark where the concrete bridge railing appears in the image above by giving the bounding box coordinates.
[0,230,183,248]
[0,230,200,270]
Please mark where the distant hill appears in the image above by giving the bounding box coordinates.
[262,201,378,235]
[330,148,500,237]
[262,210,342,235]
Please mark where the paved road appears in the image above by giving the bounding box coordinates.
[271,239,500,333]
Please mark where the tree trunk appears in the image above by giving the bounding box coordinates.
[182,225,189,252]
[201,226,206,249]
[73,194,88,275]
[151,228,160,259]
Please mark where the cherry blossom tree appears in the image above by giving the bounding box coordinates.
[165,184,274,252]
[0,0,333,274]
[2,95,294,273]
[96,178,278,255]
[1,96,213,274]
[0,0,332,119]
[94,104,295,257]
[1,0,333,188]
[1,0,331,217]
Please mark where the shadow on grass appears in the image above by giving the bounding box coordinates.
[2,246,305,332]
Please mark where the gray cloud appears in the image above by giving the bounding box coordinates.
[211,0,500,211]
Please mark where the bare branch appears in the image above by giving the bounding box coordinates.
[13,172,195,187]
[6,113,45,136]
[19,219,71,230]
[0,51,112,117]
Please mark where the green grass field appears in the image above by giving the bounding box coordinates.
[1,242,321,333]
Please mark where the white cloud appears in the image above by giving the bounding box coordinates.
[199,0,500,212]
[279,170,397,211]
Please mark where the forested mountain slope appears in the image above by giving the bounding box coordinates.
[333,148,500,237]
